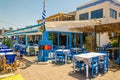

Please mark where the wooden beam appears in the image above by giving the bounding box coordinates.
[94,25,97,52]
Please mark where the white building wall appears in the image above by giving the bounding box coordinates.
[100,33,110,46]
[76,0,120,46]
[107,2,120,23]
[76,1,120,23]
[76,1,109,21]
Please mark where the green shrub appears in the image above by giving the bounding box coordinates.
[84,34,94,52]
[2,38,12,47]
[110,39,118,47]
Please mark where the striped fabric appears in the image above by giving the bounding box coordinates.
[42,0,46,27]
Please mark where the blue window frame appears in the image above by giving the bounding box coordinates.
[110,9,117,19]
[91,9,103,19]
[79,12,89,20]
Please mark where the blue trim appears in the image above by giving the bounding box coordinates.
[66,34,68,48]
[80,33,83,48]
[26,24,42,29]
[74,34,76,47]
[48,31,82,34]
[25,35,28,47]
[14,30,38,35]
[16,35,19,44]
[57,33,60,48]
[42,31,48,40]
[70,33,72,48]
[4,24,42,35]
[77,0,120,10]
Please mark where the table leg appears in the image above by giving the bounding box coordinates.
[55,54,56,63]
[86,65,89,78]
[113,50,115,60]
[73,58,75,73]
[65,55,67,64]
[96,66,98,74]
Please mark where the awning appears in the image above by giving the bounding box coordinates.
[70,22,120,33]
[45,20,97,32]
[26,32,42,35]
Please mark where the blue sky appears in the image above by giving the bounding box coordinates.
[0,0,89,29]
[0,0,120,29]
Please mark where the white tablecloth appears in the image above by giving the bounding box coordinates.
[55,49,70,55]
[0,52,16,56]
[0,49,13,52]
[71,48,82,53]
[74,52,105,65]
[73,52,106,78]
[55,49,70,64]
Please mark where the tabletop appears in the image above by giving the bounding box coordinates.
[0,52,16,56]
[74,52,106,65]
[55,49,70,55]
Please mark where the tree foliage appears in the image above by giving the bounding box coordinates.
[84,33,94,52]
[2,38,12,47]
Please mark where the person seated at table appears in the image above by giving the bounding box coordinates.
[29,40,33,46]
[59,45,65,49]
[61,45,65,49]
[34,39,38,44]
[76,44,80,47]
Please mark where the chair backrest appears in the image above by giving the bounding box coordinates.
[0,49,13,53]
[5,50,13,53]
[19,51,26,59]
[91,56,99,64]
[98,52,107,54]
[5,54,17,64]
[55,50,65,57]
[70,48,76,55]
[104,55,108,63]
[97,47,106,53]
[20,51,25,55]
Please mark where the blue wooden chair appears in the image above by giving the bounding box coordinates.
[67,48,76,61]
[5,54,16,64]
[4,49,13,53]
[16,51,26,66]
[116,57,120,65]
[90,56,99,78]
[48,50,56,64]
[75,61,84,72]
[116,48,120,65]
[99,53,109,73]
[84,56,99,78]
[3,54,17,72]
[55,50,65,64]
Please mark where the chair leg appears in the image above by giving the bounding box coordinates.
[3,64,7,73]
[13,61,17,71]
[91,68,94,78]
[2,58,7,73]
[103,64,105,73]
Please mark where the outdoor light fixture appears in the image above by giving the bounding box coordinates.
[96,20,101,25]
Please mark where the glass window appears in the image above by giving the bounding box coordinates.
[110,9,117,19]
[91,9,103,19]
[79,12,89,20]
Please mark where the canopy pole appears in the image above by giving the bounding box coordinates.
[80,33,83,48]
[94,25,97,52]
